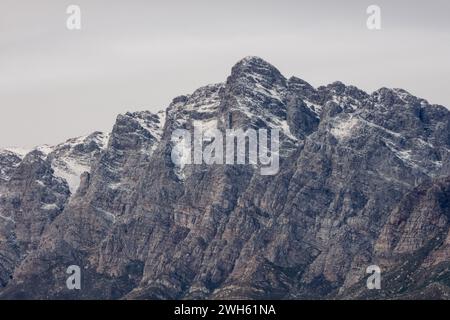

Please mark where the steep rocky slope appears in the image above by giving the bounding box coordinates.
[0,132,108,287]
[0,57,449,299]
[341,176,450,299]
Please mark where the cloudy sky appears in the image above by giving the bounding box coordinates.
[1,0,449,148]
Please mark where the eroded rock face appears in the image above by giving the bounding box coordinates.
[1,56,450,299]
[0,133,108,288]
[340,177,450,299]
[0,150,70,287]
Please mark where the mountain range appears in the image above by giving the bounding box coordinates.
[1,56,449,299]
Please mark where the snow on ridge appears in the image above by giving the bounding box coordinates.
[0,149,24,181]
[253,81,284,103]
[135,110,166,141]
[276,120,297,141]
[35,145,55,156]
[54,132,109,151]
[47,132,109,194]
[383,139,421,170]
[41,203,59,211]
[44,133,108,194]
[157,110,166,130]
[51,158,90,194]
[93,206,116,223]
[119,110,167,157]
[236,56,279,72]
[1,132,109,195]
[183,83,223,114]
[392,88,413,102]
[3,147,30,158]
[0,214,15,224]
[97,132,110,148]
[331,117,359,140]
[304,101,323,115]
[358,118,402,138]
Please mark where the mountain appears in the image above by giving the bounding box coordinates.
[0,132,108,287]
[0,56,449,299]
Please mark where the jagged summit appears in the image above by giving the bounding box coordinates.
[232,56,281,72]
[229,56,285,85]
[234,55,276,68]
[231,57,445,110]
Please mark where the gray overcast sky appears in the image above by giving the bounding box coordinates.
[1,0,449,148]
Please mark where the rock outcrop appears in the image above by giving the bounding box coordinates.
[0,57,449,299]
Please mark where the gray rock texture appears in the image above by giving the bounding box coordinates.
[0,57,449,299]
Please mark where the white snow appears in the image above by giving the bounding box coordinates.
[396,149,413,161]
[269,119,297,141]
[233,94,298,143]
[0,214,15,223]
[108,182,122,190]
[41,203,59,210]
[393,89,411,103]
[275,118,295,140]
[383,140,420,170]
[253,81,284,103]
[93,206,116,223]
[197,102,219,113]
[331,117,359,140]
[45,132,109,194]
[157,110,166,131]
[58,132,109,150]
[3,132,110,196]
[304,101,323,115]
[185,100,221,114]
[185,97,221,113]
[132,111,166,156]
[4,147,30,158]
[359,118,402,138]
[35,145,54,156]
[395,150,420,169]
[51,157,90,194]
[415,138,435,149]
[98,132,110,147]
[134,111,166,140]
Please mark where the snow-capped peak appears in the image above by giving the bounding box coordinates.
[47,132,109,194]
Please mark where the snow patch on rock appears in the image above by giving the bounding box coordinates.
[331,117,359,140]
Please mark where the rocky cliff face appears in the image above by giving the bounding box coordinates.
[0,57,449,299]
[0,133,107,288]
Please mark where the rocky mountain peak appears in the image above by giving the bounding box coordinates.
[0,150,22,182]
[228,56,286,88]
